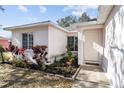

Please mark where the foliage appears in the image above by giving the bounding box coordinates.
[12,58,27,68]
[44,52,78,77]
[61,66,76,75]
[41,64,47,71]
[65,47,74,66]
[0,52,13,62]
[66,48,73,60]
[5,44,48,69]
[7,44,30,67]
[32,45,48,65]
[57,12,97,27]
[45,65,77,77]
[0,44,13,63]
[8,44,25,56]
[0,45,4,52]
[72,55,79,67]
[0,45,5,62]
[2,44,78,77]
[79,12,90,22]
[57,15,78,27]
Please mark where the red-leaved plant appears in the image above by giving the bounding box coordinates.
[32,45,48,65]
[8,44,29,66]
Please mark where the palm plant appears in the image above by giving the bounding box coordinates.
[66,47,74,66]
[0,45,5,63]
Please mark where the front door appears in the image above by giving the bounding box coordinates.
[83,30,102,64]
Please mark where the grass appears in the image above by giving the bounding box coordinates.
[0,64,73,88]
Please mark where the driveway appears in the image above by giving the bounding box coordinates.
[72,64,110,88]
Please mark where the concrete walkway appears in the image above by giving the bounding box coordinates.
[72,64,110,88]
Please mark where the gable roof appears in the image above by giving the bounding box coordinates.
[4,21,69,33]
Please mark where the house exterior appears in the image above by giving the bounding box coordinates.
[0,36,9,48]
[4,5,124,87]
[4,21,68,62]
[67,5,124,87]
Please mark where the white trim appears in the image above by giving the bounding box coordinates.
[69,22,104,29]
[70,21,98,27]
[49,22,69,33]
[78,24,104,30]
[67,36,78,51]
[67,31,78,33]
[78,31,84,65]
[22,32,33,49]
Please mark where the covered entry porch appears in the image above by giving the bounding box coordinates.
[78,23,104,66]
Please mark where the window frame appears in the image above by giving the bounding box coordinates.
[22,32,33,49]
[67,36,78,51]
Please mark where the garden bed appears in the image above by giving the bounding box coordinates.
[0,45,80,80]
[1,62,80,80]
[1,57,80,80]
[39,65,81,80]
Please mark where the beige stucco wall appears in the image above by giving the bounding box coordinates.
[103,5,124,87]
[12,25,48,48]
[48,25,67,61]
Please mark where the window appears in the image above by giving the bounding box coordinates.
[67,36,78,51]
[22,33,33,49]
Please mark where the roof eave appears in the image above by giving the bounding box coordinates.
[4,21,69,33]
[97,5,114,24]
[70,21,98,27]
[4,21,50,31]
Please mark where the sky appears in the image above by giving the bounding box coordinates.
[0,5,98,38]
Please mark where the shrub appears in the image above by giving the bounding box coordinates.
[8,44,25,57]
[32,45,48,65]
[12,58,27,68]
[7,44,30,66]
[72,55,79,67]
[0,45,5,62]
[3,52,13,62]
[65,47,74,66]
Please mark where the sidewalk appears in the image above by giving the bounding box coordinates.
[72,64,110,88]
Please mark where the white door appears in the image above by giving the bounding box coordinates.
[83,30,102,64]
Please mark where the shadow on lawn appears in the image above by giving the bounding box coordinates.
[0,68,31,88]
[0,66,72,88]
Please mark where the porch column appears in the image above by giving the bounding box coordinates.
[78,31,84,65]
